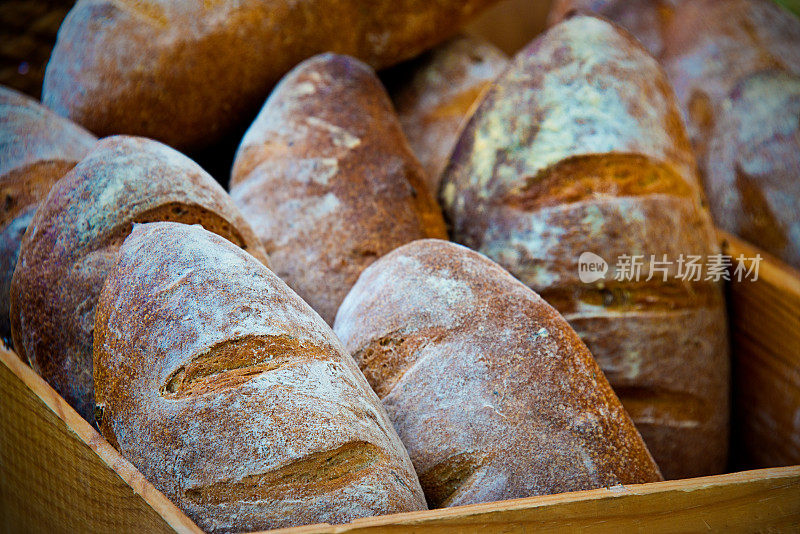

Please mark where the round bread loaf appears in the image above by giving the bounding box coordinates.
[94,222,426,532]
[661,0,800,268]
[387,35,509,194]
[334,239,662,507]
[42,0,500,151]
[440,14,729,479]
[230,53,447,325]
[10,136,267,422]
[0,85,96,343]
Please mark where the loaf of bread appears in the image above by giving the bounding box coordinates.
[0,85,96,343]
[230,54,447,325]
[660,0,800,268]
[334,239,662,507]
[43,0,501,152]
[386,35,509,194]
[10,136,267,422]
[549,0,800,269]
[547,0,675,57]
[440,14,729,479]
[94,222,426,532]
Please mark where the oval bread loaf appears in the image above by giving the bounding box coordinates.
[660,0,800,268]
[43,0,501,151]
[387,35,509,194]
[0,85,96,343]
[334,239,662,507]
[10,136,267,421]
[230,53,447,325]
[94,222,427,533]
[547,0,675,57]
[440,14,729,479]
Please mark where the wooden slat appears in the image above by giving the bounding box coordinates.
[0,345,202,534]
[265,467,800,534]
[720,231,800,469]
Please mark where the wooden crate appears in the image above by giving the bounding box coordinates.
[1,230,799,533]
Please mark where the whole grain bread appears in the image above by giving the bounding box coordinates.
[440,14,729,479]
[0,85,96,343]
[230,53,447,325]
[660,0,800,268]
[43,0,501,152]
[386,35,509,195]
[10,136,267,422]
[334,239,662,507]
[94,222,426,532]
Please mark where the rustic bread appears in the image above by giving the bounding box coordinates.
[440,14,729,479]
[10,136,267,422]
[42,0,501,152]
[386,35,509,194]
[547,0,678,57]
[660,0,800,268]
[94,222,426,532]
[0,85,95,343]
[230,53,447,325]
[334,239,662,507]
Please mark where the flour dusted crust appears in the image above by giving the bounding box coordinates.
[440,14,729,479]
[660,0,800,268]
[93,222,426,533]
[42,0,500,151]
[547,0,680,57]
[334,239,662,507]
[388,35,509,194]
[0,85,96,342]
[9,136,267,421]
[230,53,447,325]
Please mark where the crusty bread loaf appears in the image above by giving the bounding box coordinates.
[660,0,800,268]
[0,85,96,343]
[42,0,501,152]
[386,35,508,194]
[549,0,800,269]
[10,136,267,422]
[94,222,426,532]
[334,239,662,507]
[547,0,677,57]
[230,54,447,325]
[440,14,729,479]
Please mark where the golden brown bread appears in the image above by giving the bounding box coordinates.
[10,136,267,422]
[440,14,729,480]
[549,0,800,269]
[42,0,501,151]
[0,85,96,343]
[387,34,509,194]
[660,0,800,268]
[230,53,447,325]
[94,222,426,532]
[334,239,662,507]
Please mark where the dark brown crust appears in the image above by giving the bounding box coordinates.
[94,222,426,532]
[9,136,267,422]
[440,14,729,479]
[230,54,447,325]
[387,35,509,194]
[42,0,501,151]
[334,239,662,507]
[0,85,96,342]
[660,0,800,268]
